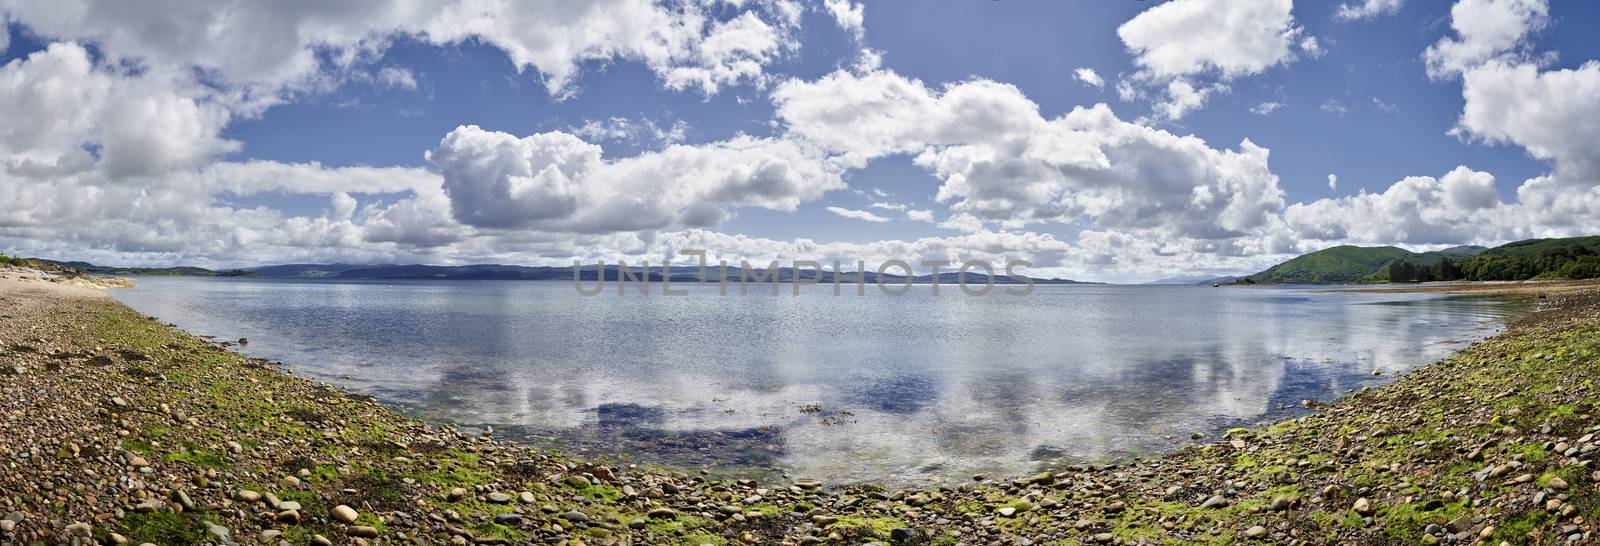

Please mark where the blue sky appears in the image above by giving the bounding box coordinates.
[1,0,1598,281]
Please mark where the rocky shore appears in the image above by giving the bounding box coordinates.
[0,272,1595,545]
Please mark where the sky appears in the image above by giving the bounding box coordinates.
[0,0,1597,283]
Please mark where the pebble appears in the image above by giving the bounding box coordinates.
[1353,497,1374,516]
[332,505,359,524]
[1244,525,1267,539]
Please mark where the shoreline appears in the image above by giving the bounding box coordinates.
[1,274,1595,545]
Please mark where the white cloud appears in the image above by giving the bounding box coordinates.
[825,206,889,223]
[1117,0,1302,80]
[569,116,688,146]
[1154,80,1223,121]
[1335,0,1404,21]
[1319,99,1349,116]
[426,125,845,233]
[0,42,238,179]
[1456,61,1600,181]
[1115,0,1308,120]
[905,209,934,222]
[1299,36,1324,58]
[1073,67,1104,88]
[375,66,417,89]
[937,213,985,233]
[774,69,1286,240]
[4,0,804,99]
[1423,0,1548,81]
[868,202,907,211]
[1327,173,1338,191]
[1250,101,1284,115]
[823,0,865,39]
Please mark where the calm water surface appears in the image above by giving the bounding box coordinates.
[110,278,1523,485]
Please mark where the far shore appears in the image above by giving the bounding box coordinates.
[1317,278,1600,295]
[0,266,1595,545]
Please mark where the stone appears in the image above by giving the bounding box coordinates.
[332,505,359,524]
[487,492,512,503]
[447,487,466,501]
[1199,495,1229,509]
[234,489,262,503]
[647,507,677,520]
[349,526,380,538]
[518,491,535,504]
[1353,497,1374,516]
[66,522,92,537]
[1547,477,1569,490]
[997,507,1016,517]
[1244,526,1267,539]
[559,510,590,523]
[493,514,522,525]
[259,530,283,542]
[203,522,230,542]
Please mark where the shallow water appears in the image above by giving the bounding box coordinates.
[111,278,1523,485]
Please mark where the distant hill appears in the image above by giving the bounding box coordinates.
[32,260,253,277]
[1233,237,1600,284]
[1142,275,1239,285]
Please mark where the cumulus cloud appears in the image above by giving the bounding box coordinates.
[4,0,804,99]
[1117,0,1303,81]
[1423,0,1548,80]
[1456,61,1600,181]
[1336,0,1404,21]
[1073,67,1104,88]
[774,69,1286,240]
[0,42,238,179]
[1327,173,1338,191]
[1114,0,1313,120]
[426,125,845,233]
[905,209,934,223]
[825,206,889,223]
[1287,167,1517,244]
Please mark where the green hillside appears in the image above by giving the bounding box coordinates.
[1239,245,1417,284]
[1477,236,1600,259]
[1238,236,1600,284]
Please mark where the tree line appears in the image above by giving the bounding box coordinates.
[1387,245,1600,283]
